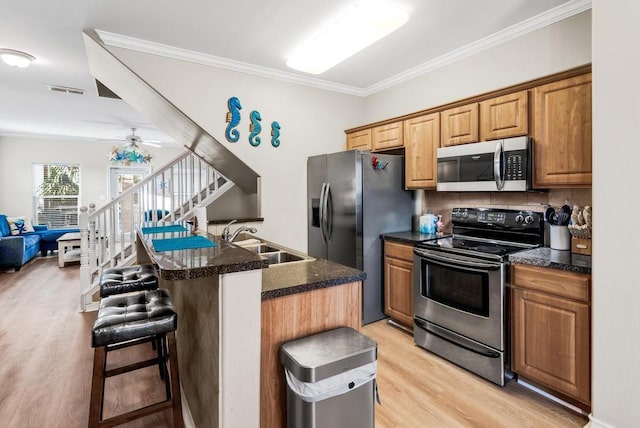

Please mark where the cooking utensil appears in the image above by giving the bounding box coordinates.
[544,207,556,224]
[556,212,570,226]
[561,204,572,215]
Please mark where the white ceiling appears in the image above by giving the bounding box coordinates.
[0,0,589,145]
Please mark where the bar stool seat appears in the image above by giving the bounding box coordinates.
[89,289,183,428]
[99,264,159,298]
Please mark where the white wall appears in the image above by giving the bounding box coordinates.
[591,2,640,427]
[362,11,592,124]
[108,47,364,251]
[0,135,184,219]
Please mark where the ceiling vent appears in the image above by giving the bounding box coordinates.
[47,84,86,95]
[95,79,121,99]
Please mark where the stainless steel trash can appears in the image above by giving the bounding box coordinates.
[280,326,377,428]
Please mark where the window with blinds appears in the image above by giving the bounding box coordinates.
[32,163,80,228]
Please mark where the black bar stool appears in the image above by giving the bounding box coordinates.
[99,264,159,298]
[88,289,183,428]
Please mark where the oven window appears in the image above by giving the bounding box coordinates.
[422,261,490,317]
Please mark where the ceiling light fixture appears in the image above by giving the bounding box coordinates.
[0,48,36,68]
[286,2,409,75]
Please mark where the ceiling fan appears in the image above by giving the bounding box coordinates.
[121,128,162,148]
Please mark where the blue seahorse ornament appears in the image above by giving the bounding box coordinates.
[270,121,281,148]
[249,110,262,147]
[225,97,242,143]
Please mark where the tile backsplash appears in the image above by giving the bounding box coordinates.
[418,188,592,233]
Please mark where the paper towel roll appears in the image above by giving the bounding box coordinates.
[193,205,208,234]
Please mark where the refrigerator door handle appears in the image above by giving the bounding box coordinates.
[319,182,328,244]
[325,183,333,241]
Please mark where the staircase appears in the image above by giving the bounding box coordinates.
[78,30,263,311]
[78,150,234,311]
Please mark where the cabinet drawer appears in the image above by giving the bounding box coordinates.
[511,264,590,303]
[384,241,414,262]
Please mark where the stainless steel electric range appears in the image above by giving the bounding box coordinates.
[413,207,544,386]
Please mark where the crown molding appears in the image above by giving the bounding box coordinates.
[95,30,367,97]
[362,0,592,95]
[95,0,591,98]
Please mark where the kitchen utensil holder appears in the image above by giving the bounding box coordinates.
[550,225,571,250]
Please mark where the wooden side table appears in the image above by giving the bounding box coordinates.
[57,232,81,267]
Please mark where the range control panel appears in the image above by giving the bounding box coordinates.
[452,207,543,229]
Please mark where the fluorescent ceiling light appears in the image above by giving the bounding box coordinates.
[0,49,35,68]
[287,2,409,75]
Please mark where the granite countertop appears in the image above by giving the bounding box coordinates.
[261,258,366,300]
[509,247,591,274]
[137,223,268,280]
[381,231,443,245]
[138,226,366,296]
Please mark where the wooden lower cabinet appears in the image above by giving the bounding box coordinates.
[384,241,414,328]
[261,282,362,428]
[511,264,591,410]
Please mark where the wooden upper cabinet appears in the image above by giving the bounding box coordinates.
[346,129,371,151]
[532,73,592,187]
[441,103,479,146]
[371,121,403,151]
[480,91,528,141]
[404,112,440,189]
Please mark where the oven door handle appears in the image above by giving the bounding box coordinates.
[414,318,501,359]
[414,248,502,271]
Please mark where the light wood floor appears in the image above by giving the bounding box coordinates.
[361,321,588,427]
[0,257,588,427]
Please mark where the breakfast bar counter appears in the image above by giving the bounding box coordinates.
[135,225,366,428]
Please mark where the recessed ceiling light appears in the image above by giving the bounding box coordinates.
[0,48,36,68]
[286,2,409,75]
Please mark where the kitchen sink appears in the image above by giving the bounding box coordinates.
[236,237,313,266]
[240,243,280,254]
[260,251,305,265]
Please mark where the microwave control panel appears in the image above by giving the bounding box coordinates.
[505,150,526,181]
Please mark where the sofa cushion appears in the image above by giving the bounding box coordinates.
[7,215,35,235]
[0,215,10,237]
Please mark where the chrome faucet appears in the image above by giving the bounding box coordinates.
[222,220,258,242]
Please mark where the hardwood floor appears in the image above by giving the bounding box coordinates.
[0,257,588,427]
[0,257,174,427]
[362,321,588,427]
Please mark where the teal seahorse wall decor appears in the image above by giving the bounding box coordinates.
[270,121,281,148]
[225,97,242,143]
[249,110,262,147]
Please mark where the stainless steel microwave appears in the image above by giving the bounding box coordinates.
[436,136,531,192]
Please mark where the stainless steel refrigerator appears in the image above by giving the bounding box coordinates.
[307,150,413,324]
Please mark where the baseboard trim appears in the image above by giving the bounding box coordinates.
[516,379,588,416]
[587,415,616,428]
[181,384,196,428]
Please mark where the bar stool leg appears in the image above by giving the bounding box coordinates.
[88,346,107,428]
[168,332,184,428]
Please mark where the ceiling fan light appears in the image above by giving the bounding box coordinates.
[0,49,36,68]
[286,2,409,74]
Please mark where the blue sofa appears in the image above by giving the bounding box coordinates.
[0,214,79,271]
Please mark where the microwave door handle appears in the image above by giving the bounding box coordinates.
[494,140,505,191]
[319,183,328,243]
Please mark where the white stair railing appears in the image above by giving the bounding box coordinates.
[78,150,234,311]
